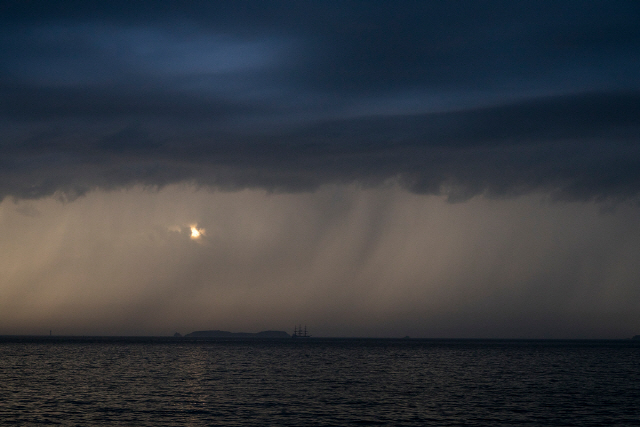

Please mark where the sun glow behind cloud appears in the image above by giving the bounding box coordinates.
[190,225,204,240]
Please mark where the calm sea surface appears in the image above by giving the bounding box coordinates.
[1,337,639,426]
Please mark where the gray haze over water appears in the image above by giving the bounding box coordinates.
[2,185,639,338]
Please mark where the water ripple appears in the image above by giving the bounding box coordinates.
[0,339,639,425]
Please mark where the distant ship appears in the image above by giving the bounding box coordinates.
[292,325,310,338]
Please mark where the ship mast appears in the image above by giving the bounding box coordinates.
[292,324,310,338]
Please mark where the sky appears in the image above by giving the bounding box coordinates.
[1,1,640,338]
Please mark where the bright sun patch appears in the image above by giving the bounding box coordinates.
[190,225,205,239]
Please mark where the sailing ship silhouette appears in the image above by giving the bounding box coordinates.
[292,325,310,338]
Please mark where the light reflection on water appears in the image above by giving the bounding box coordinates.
[1,338,639,426]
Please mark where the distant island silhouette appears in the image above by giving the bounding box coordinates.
[184,330,290,338]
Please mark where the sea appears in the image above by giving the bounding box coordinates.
[1,337,639,426]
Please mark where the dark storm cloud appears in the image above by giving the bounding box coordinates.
[1,0,639,201]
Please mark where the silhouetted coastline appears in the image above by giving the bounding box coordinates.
[184,330,290,338]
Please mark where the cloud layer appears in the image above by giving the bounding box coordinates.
[1,1,639,202]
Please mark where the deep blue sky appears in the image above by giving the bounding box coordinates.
[1,1,640,338]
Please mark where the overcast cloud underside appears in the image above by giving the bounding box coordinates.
[2,1,639,202]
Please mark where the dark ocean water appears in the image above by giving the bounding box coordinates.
[1,337,639,426]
